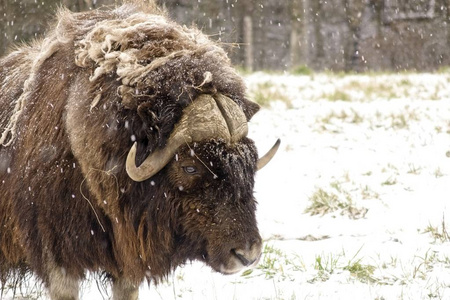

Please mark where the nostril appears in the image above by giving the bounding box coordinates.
[231,249,255,267]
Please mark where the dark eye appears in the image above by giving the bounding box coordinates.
[183,166,198,175]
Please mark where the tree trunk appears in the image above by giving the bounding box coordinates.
[344,0,365,71]
[446,0,450,54]
[310,0,324,68]
[243,15,253,72]
[289,0,307,68]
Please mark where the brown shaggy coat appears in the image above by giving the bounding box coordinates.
[0,1,263,297]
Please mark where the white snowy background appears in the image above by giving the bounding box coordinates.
[4,72,450,299]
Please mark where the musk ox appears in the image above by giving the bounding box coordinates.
[0,1,279,299]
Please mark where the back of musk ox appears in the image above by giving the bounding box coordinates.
[0,1,280,299]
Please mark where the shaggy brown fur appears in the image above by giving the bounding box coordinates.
[0,1,262,299]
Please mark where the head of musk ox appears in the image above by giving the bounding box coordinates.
[0,1,280,299]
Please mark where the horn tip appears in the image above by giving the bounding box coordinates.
[256,138,281,171]
[275,138,281,147]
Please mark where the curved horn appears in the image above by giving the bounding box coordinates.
[126,139,186,182]
[214,94,248,143]
[126,94,248,182]
[257,139,281,171]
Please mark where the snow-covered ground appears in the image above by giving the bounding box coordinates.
[4,72,450,299]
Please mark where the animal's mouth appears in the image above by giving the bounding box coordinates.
[232,248,260,267]
[203,241,262,275]
[218,249,262,275]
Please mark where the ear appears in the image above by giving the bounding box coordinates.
[241,98,260,121]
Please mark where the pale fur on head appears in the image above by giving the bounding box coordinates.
[73,4,227,104]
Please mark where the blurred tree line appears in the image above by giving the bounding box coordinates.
[1,0,449,72]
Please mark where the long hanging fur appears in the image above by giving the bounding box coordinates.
[0,0,262,297]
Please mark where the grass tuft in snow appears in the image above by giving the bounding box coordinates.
[360,185,380,200]
[407,163,422,175]
[247,81,292,108]
[344,260,376,283]
[381,176,397,186]
[305,188,343,216]
[343,246,376,283]
[434,167,445,178]
[305,182,368,219]
[323,90,352,102]
[255,244,292,280]
[308,248,376,284]
[243,243,306,282]
[290,65,313,75]
[389,110,419,129]
[319,109,364,126]
[423,217,450,243]
[312,253,340,282]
